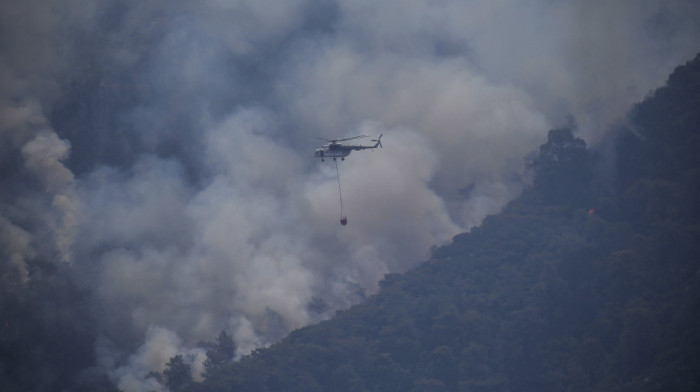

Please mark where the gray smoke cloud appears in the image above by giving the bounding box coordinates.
[0,1,94,278]
[2,0,699,390]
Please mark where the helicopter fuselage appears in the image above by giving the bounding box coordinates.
[314,144,352,160]
[314,135,382,161]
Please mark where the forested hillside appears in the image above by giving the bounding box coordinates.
[174,54,700,392]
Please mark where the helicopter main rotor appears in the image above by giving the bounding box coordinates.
[317,135,368,143]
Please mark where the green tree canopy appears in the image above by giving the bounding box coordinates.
[163,354,192,392]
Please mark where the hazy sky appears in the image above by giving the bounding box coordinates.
[2,0,699,390]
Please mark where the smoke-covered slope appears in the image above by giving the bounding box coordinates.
[2,2,700,391]
[187,54,700,392]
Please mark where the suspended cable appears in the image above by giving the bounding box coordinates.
[335,160,347,225]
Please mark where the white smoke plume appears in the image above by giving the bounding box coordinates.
[2,0,699,390]
[0,0,94,273]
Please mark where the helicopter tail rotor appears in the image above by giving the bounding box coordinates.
[372,134,383,148]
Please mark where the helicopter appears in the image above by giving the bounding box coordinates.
[314,134,383,161]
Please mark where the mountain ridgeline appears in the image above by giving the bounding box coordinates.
[177,55,700,392]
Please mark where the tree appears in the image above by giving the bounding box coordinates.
[163,355,192,391]
[532,128,592,205]
[203,331,236,378]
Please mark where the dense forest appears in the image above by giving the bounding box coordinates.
[160,54,700,391]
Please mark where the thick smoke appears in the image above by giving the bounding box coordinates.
[0,1,94,278]
[2,0,699,390]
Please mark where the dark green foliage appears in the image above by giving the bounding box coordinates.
[164,355,192,391]
[531,127,592,206]
[617,53,700,193]
[203,331,236,379]
[192,54,700,391]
